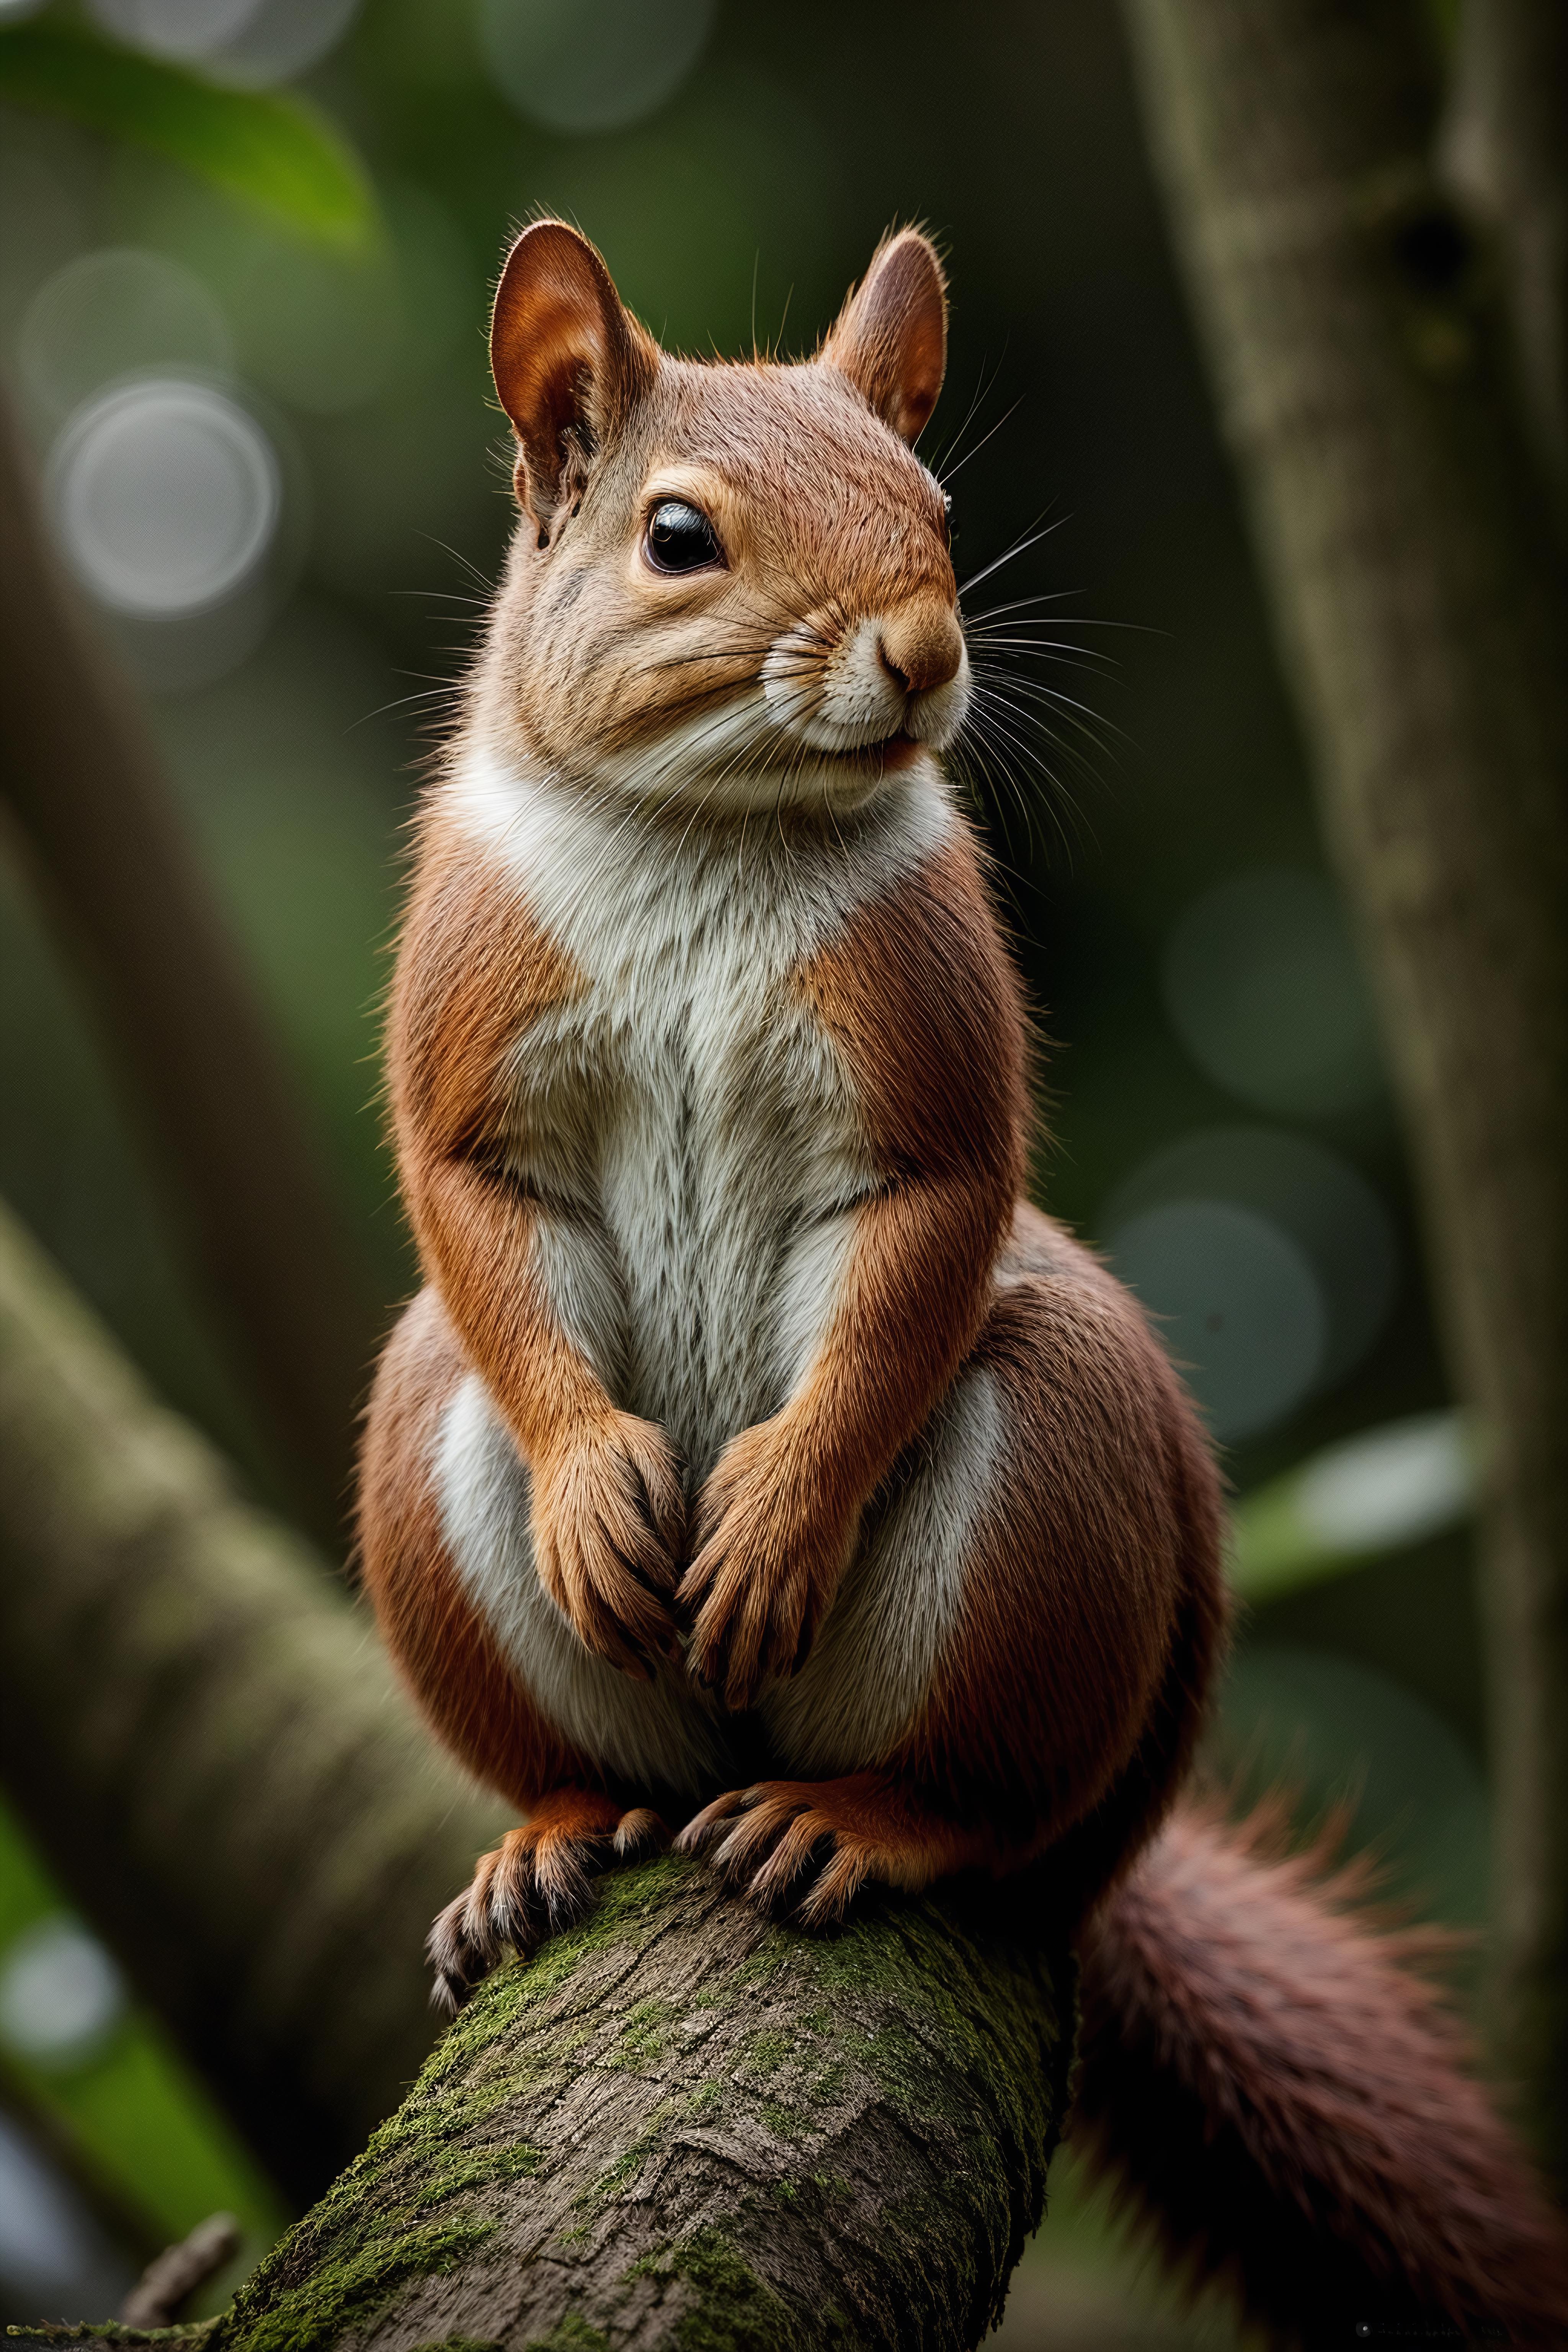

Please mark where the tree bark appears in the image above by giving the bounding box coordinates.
[1116,0,1568,2179]
[21,1859,1074,2352]
[0,1194,506,2208]
[1442,0,1568,504]
[0,381,381,1540]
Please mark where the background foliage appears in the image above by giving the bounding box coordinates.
[0,2,1484,2341]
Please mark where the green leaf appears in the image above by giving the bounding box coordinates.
[0,22,376,251]
[1227,1409,1474,1604]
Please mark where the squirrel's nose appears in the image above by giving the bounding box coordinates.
[875,600,965,697]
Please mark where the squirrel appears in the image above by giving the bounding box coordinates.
[357,219,1568,2345]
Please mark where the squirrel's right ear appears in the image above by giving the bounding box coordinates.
[821,230,947,444]
[490,220,655,533]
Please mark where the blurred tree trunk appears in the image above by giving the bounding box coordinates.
[0,1193,505,2206]
[1118,0,1568,2182]
[1442,0,1568,506]
[0,382,381,1542]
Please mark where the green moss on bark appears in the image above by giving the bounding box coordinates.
[4,2328,217,2348]
[521,2327,611,2352]
[188,1855,1074,2351]
[629,2232,841,2352]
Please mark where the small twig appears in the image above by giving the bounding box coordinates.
[117,2213,240,2330]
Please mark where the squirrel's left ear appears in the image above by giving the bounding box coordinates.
[821,230,947,445]
[490,219,656,531]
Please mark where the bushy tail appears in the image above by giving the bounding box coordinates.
[1073,1802,1568,2349]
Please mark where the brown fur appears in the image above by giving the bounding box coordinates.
[426,1791,668,2013]
[681,1206,1227,1908]
[1077,1805,1568,2346]
[681,1772,1013,1927]
[356,218,1568,2332]
[491,219,658,529]
[388,815,684,1674]
[908,1207,1220,1847]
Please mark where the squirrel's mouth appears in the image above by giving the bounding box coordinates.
[810,723,920,766]
[858,727,921,772]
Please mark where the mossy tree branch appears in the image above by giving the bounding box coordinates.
[15,1859,1074,2352]
[1117,0,1568,2176]
[0,1192,506,2207]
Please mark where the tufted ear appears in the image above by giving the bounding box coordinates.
[820,229,948,445]
[490,220,656,534]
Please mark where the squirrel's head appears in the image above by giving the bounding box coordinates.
[476,219,967,816]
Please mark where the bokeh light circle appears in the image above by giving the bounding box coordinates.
[0,1917,126,2066]
[1164,866,1385,1118]
[49,379,281,618]
[19,248,233,424]
[88,0,358,79]
[204,0,362,87]
[1109,1197,1327,1442]
[0,2109,131,2305]
[1102,1125,1398,1397]
[480,0,719,133]
[88,0,258,60]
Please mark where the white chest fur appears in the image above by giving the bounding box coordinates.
[446,749,955,1475]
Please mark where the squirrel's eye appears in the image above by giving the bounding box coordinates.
[645,500,723,574]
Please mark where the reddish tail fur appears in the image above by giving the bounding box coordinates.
[1074,1803,1568,2347]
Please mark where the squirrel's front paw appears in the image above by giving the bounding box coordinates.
[677,1426,850,1709]
[532,1414,685,1676]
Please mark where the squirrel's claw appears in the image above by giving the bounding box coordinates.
[428,1804,669,2014]
[676,1783,871,1925]
[678,1431,846,1707]
[679,1552,815,1709]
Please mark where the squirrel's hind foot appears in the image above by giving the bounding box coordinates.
[677,1774,980,1928]
[428,1794,668,2014]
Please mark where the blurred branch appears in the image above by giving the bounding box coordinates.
[0,22,376,252]
[1442,0,1568,504]
[0,1192,503,2208]
[1118,0,1568,2182]
[0,380,382,1539]
[32,1860,1072,2352]
[119,2213,240,2331]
